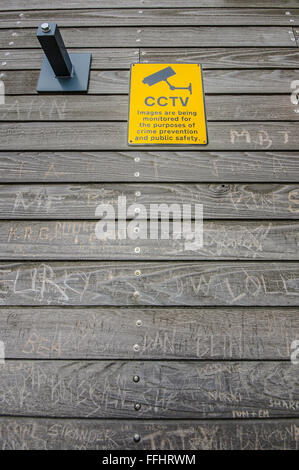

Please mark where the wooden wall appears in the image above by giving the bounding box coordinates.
[0,0,299,450]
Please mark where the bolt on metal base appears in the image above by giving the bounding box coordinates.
[36,22,91,93]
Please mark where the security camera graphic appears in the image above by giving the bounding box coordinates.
[142,67,192,95]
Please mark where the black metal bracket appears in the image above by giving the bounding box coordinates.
[36,22,91,93]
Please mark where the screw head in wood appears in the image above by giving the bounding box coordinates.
[133,433,141,443]
[135,403,141,411]
[41,23,51,33]
[133,344,140,352]
[133,375,140,383]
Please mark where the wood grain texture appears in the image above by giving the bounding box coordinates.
[0,306,298,360]
[0,95,298,121]
[0,417,298,450]
[293,27,299,45]
[3,69,298,94]
[3,48,299,70]
[0,0,298,449]
[3,220,299,260]
[0,48,139,70]
[0,27,295,48]
[140,47,299,69]
[1,183,299,219]
[0,122,298,150]
[1,9,299,27]
[0,360,298,418]
[1,151,299,183]
[1,1,299,10]
[0,261,299,306]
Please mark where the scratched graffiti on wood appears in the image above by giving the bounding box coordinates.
[0,183,299,218]
[0,417,298,450]
[0,307,298,360]
[0,261,298,306]
[0,123,299,150]
[1,0,299,450]
[0,361,298,419]
[2,220,299,259]
[0,151,299,183]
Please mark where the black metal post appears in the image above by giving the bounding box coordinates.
[37,22,73,77]
[36,22,91,92]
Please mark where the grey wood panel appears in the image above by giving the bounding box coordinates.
[140,47,299,69]
[201,69,299,94]
[0,261,299,306]
[3,48,299,70]
[0,306,298,360]
[0,417,298,450]
[0,122,298,150]
[2,220,299,260]
[1,1,299,10]
[3,69,298,94]
[0,0,297,451]
[0,27,295,48]
[1,9,299,27]
[1,151,298,183]
[294,27,299,45]
[0,95,297,122]
[1,183,299,219]
[0,360,298,418]
[0,48,139,70]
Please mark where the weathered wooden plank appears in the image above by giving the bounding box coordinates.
[2,221,299,260]
[201,69,299,94]
[0,122,298,150]
[0,306,298,360]
[0,261,298,306]
[0,360,298,418]
[1,1,299,10]
[0,70,131,95]
[293,27,299,45]
[0,48,139,70]
[0,95,297,122]
[1,183,298,219]
[3,48,299,70]
[0,27,295,48]
[1,9,299,27]
[1,151,298,183]
[140,47,299,69]
[3,69,298,94]
[0,0,297,444]
[0,417,298,450]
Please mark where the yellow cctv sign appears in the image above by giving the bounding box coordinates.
[128,64,208,145]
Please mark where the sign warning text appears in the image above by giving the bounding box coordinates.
[128,64,208,146]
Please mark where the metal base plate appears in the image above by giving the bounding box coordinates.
[37,53,91,92]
